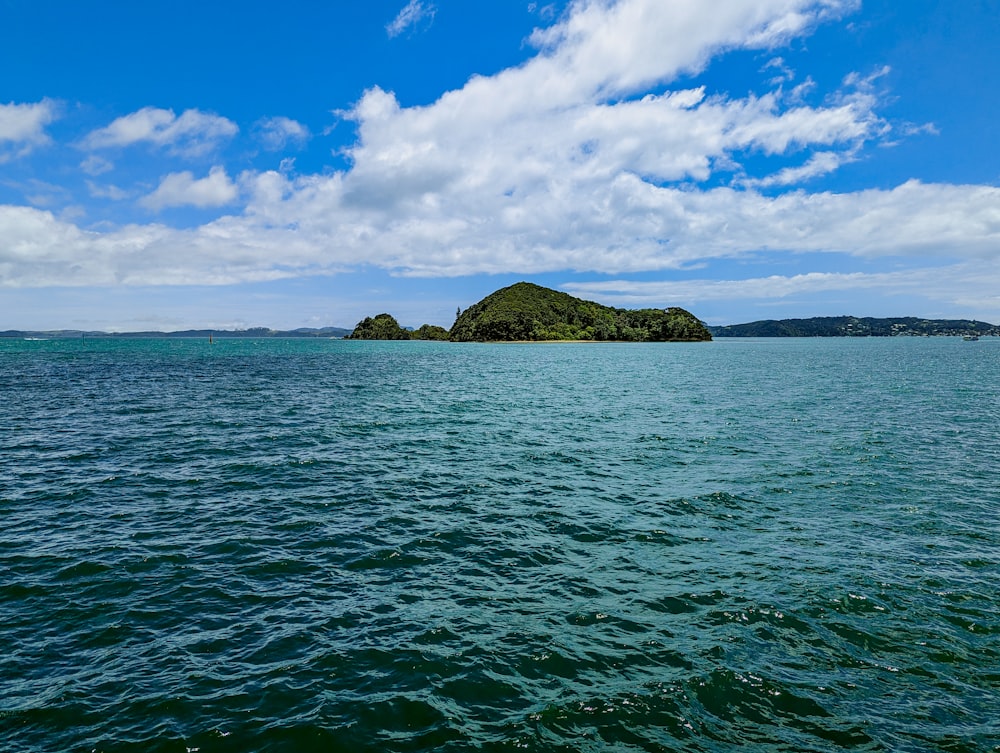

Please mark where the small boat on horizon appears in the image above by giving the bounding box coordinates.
[963,334,979,341]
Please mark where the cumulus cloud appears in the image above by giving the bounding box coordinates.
[0,204,298,286]
[525,0,857,101]
[83,107,238,157]
[254,116,310,151]
[0,99,59,162]
[386,0,436,38]
[139,167,239,211]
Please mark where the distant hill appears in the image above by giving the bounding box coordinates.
[710,316,999,338]
[449,282,711,342]
[0,326,353,339]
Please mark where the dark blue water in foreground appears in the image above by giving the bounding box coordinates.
[2,337,998,752]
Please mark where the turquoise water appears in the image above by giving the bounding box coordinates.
[2,337,998,752]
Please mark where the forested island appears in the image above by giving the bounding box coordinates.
[350,282,712,342]
[709,316,998,338]
[347,314,449,341]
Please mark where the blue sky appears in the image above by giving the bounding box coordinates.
[2,0,998,330]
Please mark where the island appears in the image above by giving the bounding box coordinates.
[346,314,450,341]
[348,282,712,342]
[709,316,999,338]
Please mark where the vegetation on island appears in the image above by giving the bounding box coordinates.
[346,314,451,341]
[411,324,450,341]
[346,313,412,340]
[449,282,712,342]
[346,283,711,342]
[709,316,999,338]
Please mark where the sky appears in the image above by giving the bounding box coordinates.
[2,0,999,331]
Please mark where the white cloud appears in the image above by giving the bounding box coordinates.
[0,204,290,286]
[761,56,795,86]
[83,107,238,157]
[0,99,59,162]
[742,150,850,187]
[86,181,131,201]
[4,175,998,297]
[80,155,114,176]
[387,0,436,38]
[899,121,939,137]
[525,0,857,102]
[254,116,310,151]
[139,167,239,211]
[528,4,559,22]
[843,64,891,91]
[4,178,71,208]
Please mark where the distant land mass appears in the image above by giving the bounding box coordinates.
[13,301,993,343]
[0,327,353,339]
[709,316,999,338]
[346,282,712,342]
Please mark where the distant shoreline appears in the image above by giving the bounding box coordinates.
[709,315,998,338]
[0,327,353,340]
[4,314,998,341]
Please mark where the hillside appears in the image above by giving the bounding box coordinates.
[710,316,999,338]
[449,282,711,342]
[346,314,450,341]
[346,313,412,340]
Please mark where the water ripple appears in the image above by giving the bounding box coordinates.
[2,337,999,751]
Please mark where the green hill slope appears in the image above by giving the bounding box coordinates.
[346,313,411,340]
[449,282,711,342]
[346,314,452,340]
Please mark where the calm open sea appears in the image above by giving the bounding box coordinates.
[1,337,998,752]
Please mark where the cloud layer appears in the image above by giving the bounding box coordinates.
[2,0,999,320]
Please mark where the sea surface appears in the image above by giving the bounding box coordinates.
[1,336,998,753]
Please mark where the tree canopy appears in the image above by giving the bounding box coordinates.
[348,315,452,340]
[449,282,711,342]
[346,313,411,340]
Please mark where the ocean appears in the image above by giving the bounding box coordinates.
[2,336,998,752]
